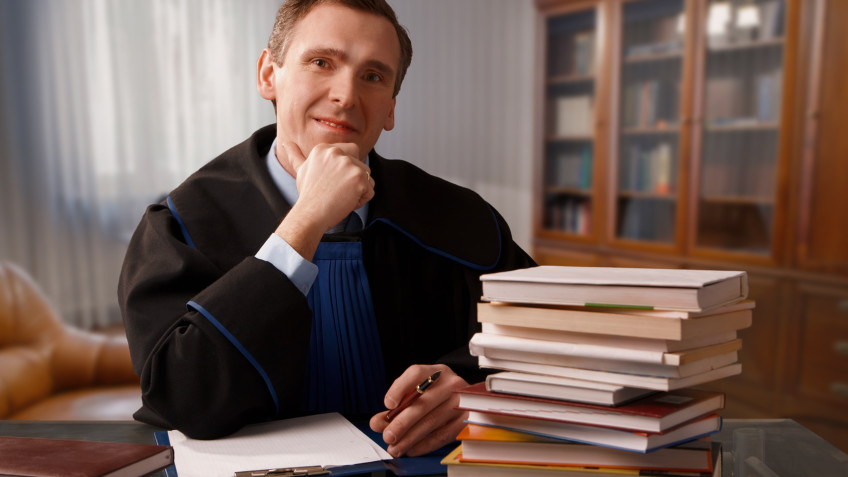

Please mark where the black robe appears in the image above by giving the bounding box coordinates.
[118,124,536,439]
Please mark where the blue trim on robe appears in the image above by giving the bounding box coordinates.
[166,196,197,249]
[304,241,386,414]
[186,300,280,413]
[367,205,503,271]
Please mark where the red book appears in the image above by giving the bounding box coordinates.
[0,436,173,477]
[457,382,724,433]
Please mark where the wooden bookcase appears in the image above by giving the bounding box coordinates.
[533,0,848,451]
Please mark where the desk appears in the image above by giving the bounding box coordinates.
[2,419,847,476]
[714,419,848,476]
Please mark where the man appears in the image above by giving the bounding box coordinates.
[118,0,534,458]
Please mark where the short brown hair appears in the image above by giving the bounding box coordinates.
[267,0,413,98]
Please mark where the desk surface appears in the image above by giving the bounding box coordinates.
[2,419,847,477]
[715,419,848,477]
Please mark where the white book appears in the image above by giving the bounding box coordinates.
[472,337,739,379]
[555,96,594,136]
[485,372,656,406]
[478,356,742,391]
[471,332,742,366]
[481,322,739,353]
[480,266,748,312]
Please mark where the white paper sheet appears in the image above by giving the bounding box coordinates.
[167,412,392,477]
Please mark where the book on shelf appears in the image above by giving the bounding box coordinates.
[547,32,575,78]
[478,356,742,391]
[756,69,782,122]
[0,435,174,477]
[553,95,594,136]
[622,142,675,194]
[551,145,593,189]
[622,79,679,129]
[457,424,715,473]
[477,300,754,341]
[470,332,742,367]
[479,266,748,311]
[705,76,744,121]
[481,322,740,353]
[573,30,595,76]
[485,372,657,406]
[547,197,591,235]
[465,411,722,454]
[757,0,784,40]
[457,383,724,434]
[441,442,722,477]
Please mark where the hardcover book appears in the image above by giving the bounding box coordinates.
[457,383,725,433]
[457,424,714,473]
[480,266,748,311]
[0,436,174,477]
[471,335,740,379]
[441,442,722,477]
[464,411,722,453]
[477,301,754,341]
[481,322,740,353]
[485,372,656,406]
[478,356,742,391]
[470,332,743,366]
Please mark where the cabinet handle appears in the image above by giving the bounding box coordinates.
[831,382,848,399]
[836,341,848,357]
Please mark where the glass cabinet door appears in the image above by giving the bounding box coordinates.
[541,7,598,236]
[615,0,686,244]
[694,0,786,254]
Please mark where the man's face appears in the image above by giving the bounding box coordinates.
[270,3,399,161]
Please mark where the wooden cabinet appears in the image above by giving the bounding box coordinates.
[534,0,848,451]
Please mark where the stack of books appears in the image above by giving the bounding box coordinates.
[443,265,753,476]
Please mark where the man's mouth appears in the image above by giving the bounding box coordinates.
[316,118,355,131]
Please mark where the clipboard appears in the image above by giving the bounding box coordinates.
[153,422,450,476]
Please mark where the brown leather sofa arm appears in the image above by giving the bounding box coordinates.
[51,327,140,391]
[0,262,141,420]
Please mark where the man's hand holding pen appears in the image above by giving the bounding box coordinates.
[370,364,470,458]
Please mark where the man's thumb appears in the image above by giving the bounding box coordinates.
[280,141,307,177]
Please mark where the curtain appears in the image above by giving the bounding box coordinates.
[0,0,278,328]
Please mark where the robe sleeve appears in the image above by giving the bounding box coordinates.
[118,204,312,439]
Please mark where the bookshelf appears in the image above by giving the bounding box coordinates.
[533,0,848,452]
[539,4,600,238]
[615,0,686,246]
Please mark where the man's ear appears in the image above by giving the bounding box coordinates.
[257,48,277,100]
[383,97,396,131]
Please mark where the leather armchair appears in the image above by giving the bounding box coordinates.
[0,262,141,420]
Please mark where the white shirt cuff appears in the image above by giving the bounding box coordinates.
[256,233,318,296]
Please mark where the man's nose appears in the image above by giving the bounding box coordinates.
[329,73,357,108]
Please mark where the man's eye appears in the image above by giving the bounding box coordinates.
[313,59,328,68]
[365,73,382,82]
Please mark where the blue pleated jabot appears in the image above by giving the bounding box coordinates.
[303,241,386,414]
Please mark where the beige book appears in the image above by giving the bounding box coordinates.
[477,301,753,341]
[480,266,748,312]
[481,322,739,352]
